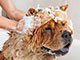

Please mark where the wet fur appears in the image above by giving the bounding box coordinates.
[0,5,73,60]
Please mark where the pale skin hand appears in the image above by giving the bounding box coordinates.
[0,0,26,31]
[0,16,18,31]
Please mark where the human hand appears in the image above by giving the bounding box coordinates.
[11,15,41,34]
[16,16,33,34]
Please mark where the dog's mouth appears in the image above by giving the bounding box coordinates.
[41,43,70,56]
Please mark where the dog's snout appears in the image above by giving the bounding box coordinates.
[61,31,72,41]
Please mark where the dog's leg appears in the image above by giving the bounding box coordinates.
[0,51,3,60]
[0,54,6,60]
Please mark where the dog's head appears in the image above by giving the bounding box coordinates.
[25,4,73,56]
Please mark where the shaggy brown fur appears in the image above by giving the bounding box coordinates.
[0,4,73,60]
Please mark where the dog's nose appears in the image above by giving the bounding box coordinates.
[61,30,72,42]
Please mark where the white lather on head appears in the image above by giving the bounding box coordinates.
[17,4,73,34]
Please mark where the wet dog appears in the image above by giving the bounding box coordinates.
[0,4,73,60]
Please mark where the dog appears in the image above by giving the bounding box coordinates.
[0,4,73,60]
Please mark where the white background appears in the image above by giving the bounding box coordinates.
[0,0,80,60]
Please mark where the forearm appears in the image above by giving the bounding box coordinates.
[0,16,18,30]
[0,0,26,21]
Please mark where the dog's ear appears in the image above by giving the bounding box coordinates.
[28,8,37,15]
[59,4,68,11]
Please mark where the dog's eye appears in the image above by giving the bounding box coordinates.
[45,27,52,30]
[62,23,65,26]
[61,22,65,26]
[60,30,62,32]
